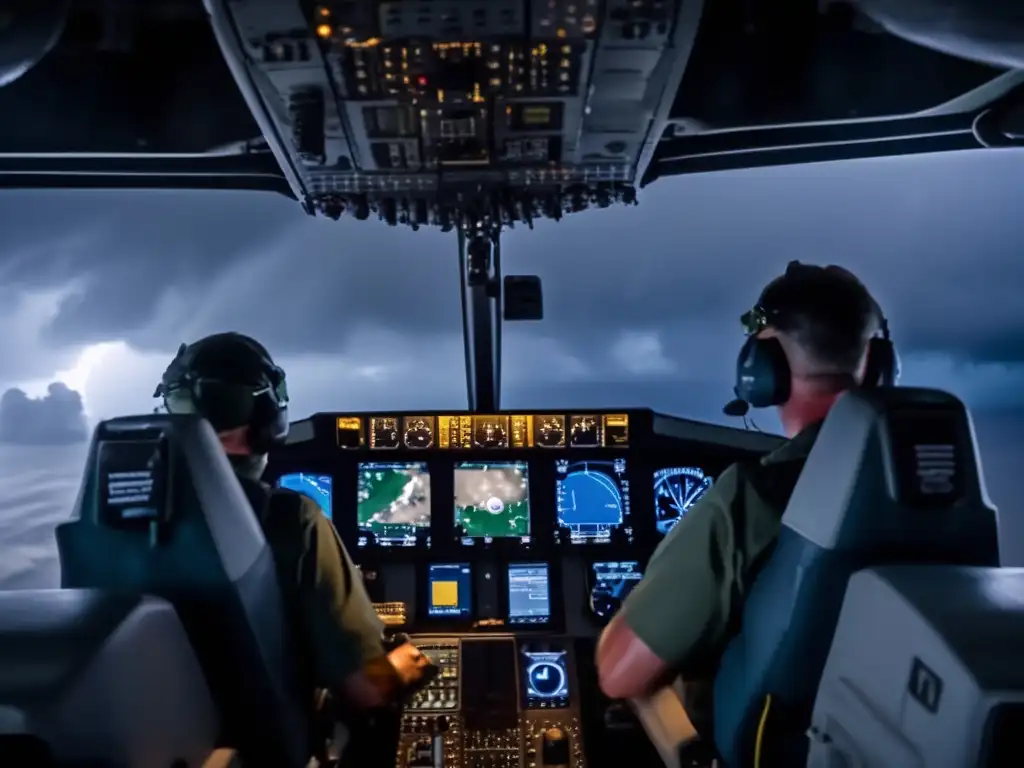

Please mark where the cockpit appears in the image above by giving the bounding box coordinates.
[1,390,1022,768]
[264,408,773,767]
[2,2,1024,767]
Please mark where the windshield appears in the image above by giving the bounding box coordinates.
[0,188,469,420]
[2,148,1024,432]
[501,149,1024,432]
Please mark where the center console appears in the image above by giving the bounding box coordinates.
[399,636,583,768]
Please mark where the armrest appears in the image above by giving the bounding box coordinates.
[629,680,700,768]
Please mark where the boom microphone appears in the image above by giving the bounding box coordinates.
[723,398,750,417]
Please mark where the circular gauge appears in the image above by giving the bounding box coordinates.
[537,418,565,447]
[372,418,400,449]
[527,661,566,698]
[473,421,507,449]
[404,419,433,449]
[653,467,712,536]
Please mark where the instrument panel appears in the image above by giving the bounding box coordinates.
[269,410,780,768]
[272,409,776,554]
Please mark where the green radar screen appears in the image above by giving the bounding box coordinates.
[453,461,531,541]
[356,462,431,546]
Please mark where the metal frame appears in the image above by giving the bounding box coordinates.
[642,71,1024,185]
[0,151,293,195]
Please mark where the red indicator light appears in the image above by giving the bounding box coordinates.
[417,76,428,86]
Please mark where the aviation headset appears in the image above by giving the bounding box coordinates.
[724,261,900,416]
[154,332,290,453]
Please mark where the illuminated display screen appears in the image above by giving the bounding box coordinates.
[454,461,531,543]
[507,563,550,624]
[520,645,570,709]
[653,467,713,536]
[356,461,431,547]
[331,413,628,449]
[589,561,643,623]
[554,459,631,543]
[428,563,473,618]
[276,473,332,519]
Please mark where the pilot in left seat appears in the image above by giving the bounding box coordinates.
[155,333,435,718]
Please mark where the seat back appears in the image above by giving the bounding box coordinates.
[56,414,310,767]
[809,566,1024,767]
[0,590,217,767]
[713,387,1001,767]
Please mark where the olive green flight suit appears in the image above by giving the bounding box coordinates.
[618,422,822,731]
[255,485,386,687]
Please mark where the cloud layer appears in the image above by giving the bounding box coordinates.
[0,383,88,445]
[2,150,1024,422]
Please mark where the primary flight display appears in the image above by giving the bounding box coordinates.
[554,459,632,543]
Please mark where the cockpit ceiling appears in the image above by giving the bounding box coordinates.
[0,0,1022,201]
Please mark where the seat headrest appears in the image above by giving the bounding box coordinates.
[72,413,266,582]
[782,388,999,559]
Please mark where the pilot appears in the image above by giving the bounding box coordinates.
[595,262,897,734]
[155,332,433,714]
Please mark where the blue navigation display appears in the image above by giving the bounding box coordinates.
[276,473,332,519]
[653,466,713,536]
[507,563,551,624]
[554,458,631,543]
[521,646,570,709]
[428,563,473,618]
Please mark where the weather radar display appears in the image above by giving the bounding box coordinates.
[453,461,531,542]
[554,459,631,543]
[653,467,713,536]
[356,462,431,547]
[276,473,332,519]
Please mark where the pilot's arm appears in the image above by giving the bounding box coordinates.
[287,502,433,710]
[595,466,743,701]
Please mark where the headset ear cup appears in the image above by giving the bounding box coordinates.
[246,393,290,453]
[735,336,791,409]
[864,337,899,387]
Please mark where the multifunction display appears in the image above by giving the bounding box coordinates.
[588,561,643,623]
[454,461,531,544]
[554,458,632,543]
[335,412,629,449]
[356,461,431,547]
[653,466,713,536]
[507,563,551,624]
[276,472,333,519]
[428,563,473,618]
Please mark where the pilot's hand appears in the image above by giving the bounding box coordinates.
[387,642,438,689]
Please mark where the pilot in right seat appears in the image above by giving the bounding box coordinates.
[154,333,434,718]
[595,262,899,738]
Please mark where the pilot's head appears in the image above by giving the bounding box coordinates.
[729,261,899,437]
[154,332,290,478]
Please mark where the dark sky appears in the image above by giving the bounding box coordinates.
[0,149,1022,557]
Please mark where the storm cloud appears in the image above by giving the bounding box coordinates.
[0,383,88,445]
[2,149,1024,420]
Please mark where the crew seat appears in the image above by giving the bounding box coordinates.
[51,414,311,767]
[712,388,1006,767]
[0,590,217,766]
